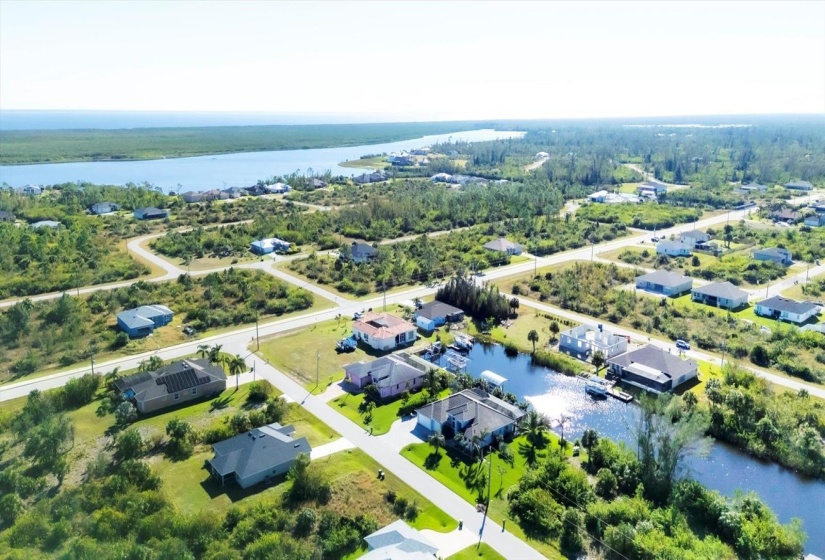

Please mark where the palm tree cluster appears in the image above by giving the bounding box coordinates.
[197,343,246,377]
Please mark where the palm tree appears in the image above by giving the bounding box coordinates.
[227,355,247,377]
[428,431,446,456]
[581,429,599,465]
[197,344,209,359]
[527,329,539,353]
[592,350,605,373]
[207,344,224,367]
[523,411,547,446]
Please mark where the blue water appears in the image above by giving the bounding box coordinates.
[0,129,524,190]
[434,342,825,554]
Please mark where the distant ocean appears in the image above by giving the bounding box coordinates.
[0,110,410,131]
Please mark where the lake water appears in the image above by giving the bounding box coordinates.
[433,342,825,554]
[0,129,524,190]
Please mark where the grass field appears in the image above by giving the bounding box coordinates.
[329,388,451,435]
[0,121,493,165]
[401,434,566,560]
[339,156,391,169]
[448,544,507,560]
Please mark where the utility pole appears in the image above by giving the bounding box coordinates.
[534,254,538,277]
[478,452,493,548]
[590,241,595,262]
[316,350,321,389]
[253,361,256,381]
[383,281,387,312]
[256,312,260,351]
[90,354,95,376]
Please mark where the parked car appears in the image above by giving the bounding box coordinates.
[183,326,196,336]
[353,311,364,320]
[651,237,659,242]
[675,339,690,351]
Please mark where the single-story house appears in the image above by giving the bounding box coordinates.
[770,208,801,224]
[31,220,61,229]
[341,241,378,264]
[206,423,311,489]
[416,388,526,449]
[679,230,711,248]
[117,304,174,338]
[306,178,328,189]
[637,181,667,198]
[133,207,169,220]
[755,296,820,324]
[22,185,42,196]
[635,270,693,296]
[344,353,429,399]
[353,312,417,352]
[483,237,523,256]
[388,154,414,166]
[587,190,610,203]
[223,187,246,199]
[88,202,120,215]
[203,189,230,201]
[114,358,226,414]
[608,345,698,393]
[534,151,550,160]
[559,323,628,360]
[0,211,15,222]
[411,148,431,156]
[656,240,692,257]
[414,300,465,331]
[804,214,825,227]
[181,191,205,203]
[691,281,749,310]
[250,238,291,255]
[245,185,268,196]
[354,172,387,185]
[265,182,291,194]
[587,190,640,204]
[785,180,813,191]
[431,173,452,183]
[740,182,768,192]
[753,247,792,266]
[359,519,439,560]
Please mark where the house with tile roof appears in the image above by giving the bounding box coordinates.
[691,281,749,310]
[359,519,439,560]
[608,345,698,393]
[207,423,310,489]
[353,312,416,352]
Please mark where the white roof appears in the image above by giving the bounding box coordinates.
[480,370,507,386]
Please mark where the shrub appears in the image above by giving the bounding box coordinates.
[247,380,273,402]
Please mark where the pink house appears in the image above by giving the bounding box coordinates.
[352,312,416,352]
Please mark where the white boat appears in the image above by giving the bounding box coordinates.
[585,376,608,397]
[453,333,474,350]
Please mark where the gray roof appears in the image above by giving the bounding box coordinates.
[117,304,173,330]
[416,388,526,440]
[114,358,226,403]
[692,281,748,300]
[416,300,463,321]
[483,238,523,253]
[0,210,15,221]
[753,247,790,259]
[351,242,378,259]
[741,182,767,190]
[90,202,118,213]
[680,230,710,241]
[657,240,691,252]
[361,519,438,559]
[757,296,819,316]
[785,180,813,188]
[608,345,697,381]
[344,356,427,390]
[636,270,692,288]
[209,422,310,479]
[31,220,61,228]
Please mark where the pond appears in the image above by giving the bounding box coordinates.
[431,341,825,554]
[0,129,525,190]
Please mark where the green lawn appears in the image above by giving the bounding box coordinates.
[339,156,391,169]
[329,388,451,435]
[401,435,566,559]
[448,543,507,560]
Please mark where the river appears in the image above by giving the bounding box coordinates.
[0,129,524,190]
[432,342,825,554]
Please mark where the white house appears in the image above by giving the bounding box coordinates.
[755,296,819,324]
[656,240,692,257]
[352,312,417,352]
[679,230,711,248]
[559,324,628,361]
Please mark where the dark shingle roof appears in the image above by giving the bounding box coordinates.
[344,356,426,390]
[753,247,791,260]
[416,300,463,321]
[692,281,748,300]
[680,230,710,240]
[351,242,378,259]
[209,423,310,479]
[758,296,819,316]
[416,388,525,440]
[114,358,226,402]
[636,270,692,288]
[608,345,697,381]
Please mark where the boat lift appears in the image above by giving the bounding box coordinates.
[443,350,469,373]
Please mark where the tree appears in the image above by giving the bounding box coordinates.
[549,321,560,341]
[682,391,698,411]
[197,344,209,359]
[360,401,375,426]
[23,413,75,480]
[527,329,539,353]
[139,355,163,373]
[166,419,195,460]
[115,427,144,460]
[227,354,247,377]
[581,429,599,464]
[595,468,618,498]
[592,350,605,373]
[114,401,138,425]
[523,411,547,447]
[559,508,583,555]
[427,431,446,456]
[207,344,224,368]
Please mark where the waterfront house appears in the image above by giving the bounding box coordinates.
[133,207,169,220]
[30,220,61,229]
[691,281,749,310]
[22,185,42,196]
[114,358,226,414]
[343,353,430,399]
[804,214,825,227]
[608,345,698,393]
[360,520,439,560]
[206,423,310,489]
[679,230,711,248]
[755,296,820,324]
[88,202,120,215]
[352,312,416,352]
[341,241,378,264]
[559,323,628,361]
[353,172,387,185]
[414,300,465,331]
[415,388,526,450]
[784,180,813,191]
[117,304,174,338]
[635,270,693,296]
[250,238,291,255]
[483,237,523,256]
[753,247,792,266]
[656,240,692,257]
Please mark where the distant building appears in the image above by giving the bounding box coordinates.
[245,185,268,196]
[133,207,169,220]
[679,230,711,248]
[534,151,550,160]
[769,208,801,224]
[114,358,226,414]
[784,180,813,191]
[265,182,291,194]
[656,240,692,257]
[359,520,439,560]
[117,304,174,338]
[0,210,15,222]
[22,185,42,196]
[181,191,205,203]
[353,172,387,185]
[387,154,414,166]
[755,296,820,324]
[559,323,628,361]
[306,178,328,189]
[637,181,667,198]
[740,181,767,192]
[341,241,378,264]
[416,388,526,450]
[483,237,524,255]
[431,173,452,183]
[250,238,291,255]
[804,214,825,227]
[635,270,693,296]
[414,300,465,331]
[222,187,246,199]
[352,312,416,352]
[344,353,430,399]
[691,281,749,310]
[30,220,61,229]
[88,202,120,215]
[753,247,792,266]
[608,345,698,393]
[207,423,311,489]
[410,147,431,156]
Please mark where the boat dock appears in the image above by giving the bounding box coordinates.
[607,388,634,403]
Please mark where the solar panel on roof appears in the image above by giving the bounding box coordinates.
[157,366,210,393]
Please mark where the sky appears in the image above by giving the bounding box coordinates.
[1,0,824,121]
